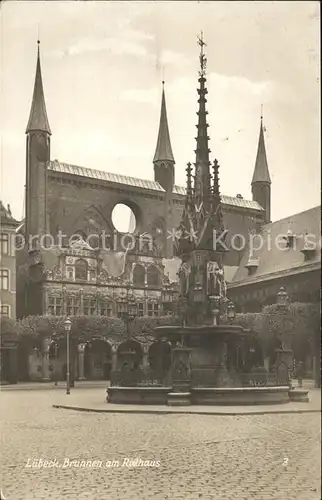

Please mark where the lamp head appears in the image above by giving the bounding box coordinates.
[64,318,72,332]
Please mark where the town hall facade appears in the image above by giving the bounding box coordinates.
[16,42,271,321]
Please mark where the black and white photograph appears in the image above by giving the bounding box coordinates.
[0,1,321,499]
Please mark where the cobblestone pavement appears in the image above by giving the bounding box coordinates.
[1,390,321,500]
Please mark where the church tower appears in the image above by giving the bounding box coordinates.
[25,41,51,245]
[251,114,271,224]
[153,82,175,192]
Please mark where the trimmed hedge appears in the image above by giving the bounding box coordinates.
[9,303,319,360]
[15,314,181,343]
[234,302,320,358]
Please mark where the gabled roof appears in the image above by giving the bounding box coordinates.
[153,84,175,163]
[26,43,51,135]
[252,118,271,184]
[231,205,321,286]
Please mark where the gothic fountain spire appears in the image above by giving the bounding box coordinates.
[194,31,211,211]
[177,33,225,257]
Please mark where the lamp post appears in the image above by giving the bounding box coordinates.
[64,318,72,395]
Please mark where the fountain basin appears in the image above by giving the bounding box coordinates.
[191,386,290,405]
[155,324,245,337]
[107,386,291,405]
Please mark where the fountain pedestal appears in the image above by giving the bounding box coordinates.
[167,347,192,406]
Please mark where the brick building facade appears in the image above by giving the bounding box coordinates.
[0,202,19,319]
[16,43,269,321]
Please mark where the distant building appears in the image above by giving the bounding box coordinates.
[0,202,19,319]
[228,206,321,311]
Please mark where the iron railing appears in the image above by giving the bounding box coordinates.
[110,368,171,387]
[191,368,289,388]
[110,367,289,388]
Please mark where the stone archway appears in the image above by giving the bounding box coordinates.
[84,339,112,380]
[117,340,143,370]
[148,341,171,373]
[50,337,78,384]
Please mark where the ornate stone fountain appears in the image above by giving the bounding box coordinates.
[107,35,291,406]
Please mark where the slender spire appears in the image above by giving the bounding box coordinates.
[26,41,51,135]
[194,32,211,209]
[252,111,271,184]
[153,81,174,163]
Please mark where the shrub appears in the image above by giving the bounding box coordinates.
[235,302,320,359]
[0,316,17,338]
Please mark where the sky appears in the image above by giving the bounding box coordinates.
[0,1,320,226]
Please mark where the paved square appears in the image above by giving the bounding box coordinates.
[1,389,321,500]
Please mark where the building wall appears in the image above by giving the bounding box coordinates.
[46,174,167,246]
[0,225,17,318]
[228,268,321,312]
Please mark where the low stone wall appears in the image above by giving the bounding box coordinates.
[191,386,290,405]
[107,385,291,405]
[107,387,172,405]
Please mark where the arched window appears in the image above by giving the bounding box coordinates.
[133,265,145,286]
[147,266,160,287]
[75,259,88,281]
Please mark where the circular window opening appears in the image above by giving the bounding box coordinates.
[112,203,136,233]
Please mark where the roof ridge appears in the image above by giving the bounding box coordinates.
[263,205,321,227]
[48,160,165,191]
[230,260,321,287]
[173,184,258,204]
[48,161,266,210]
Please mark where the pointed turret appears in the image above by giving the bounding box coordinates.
[25,41,51,243]
[153,82,175,192]
[153,82,174,163]
[251,113,271,223]
[26,41,51,135]
[251,116,271,184]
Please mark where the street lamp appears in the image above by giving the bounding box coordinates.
[64,318,72,395]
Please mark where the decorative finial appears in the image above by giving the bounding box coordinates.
[260,104,263,121]
[197,31,207,77]
[162,80,165,86]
